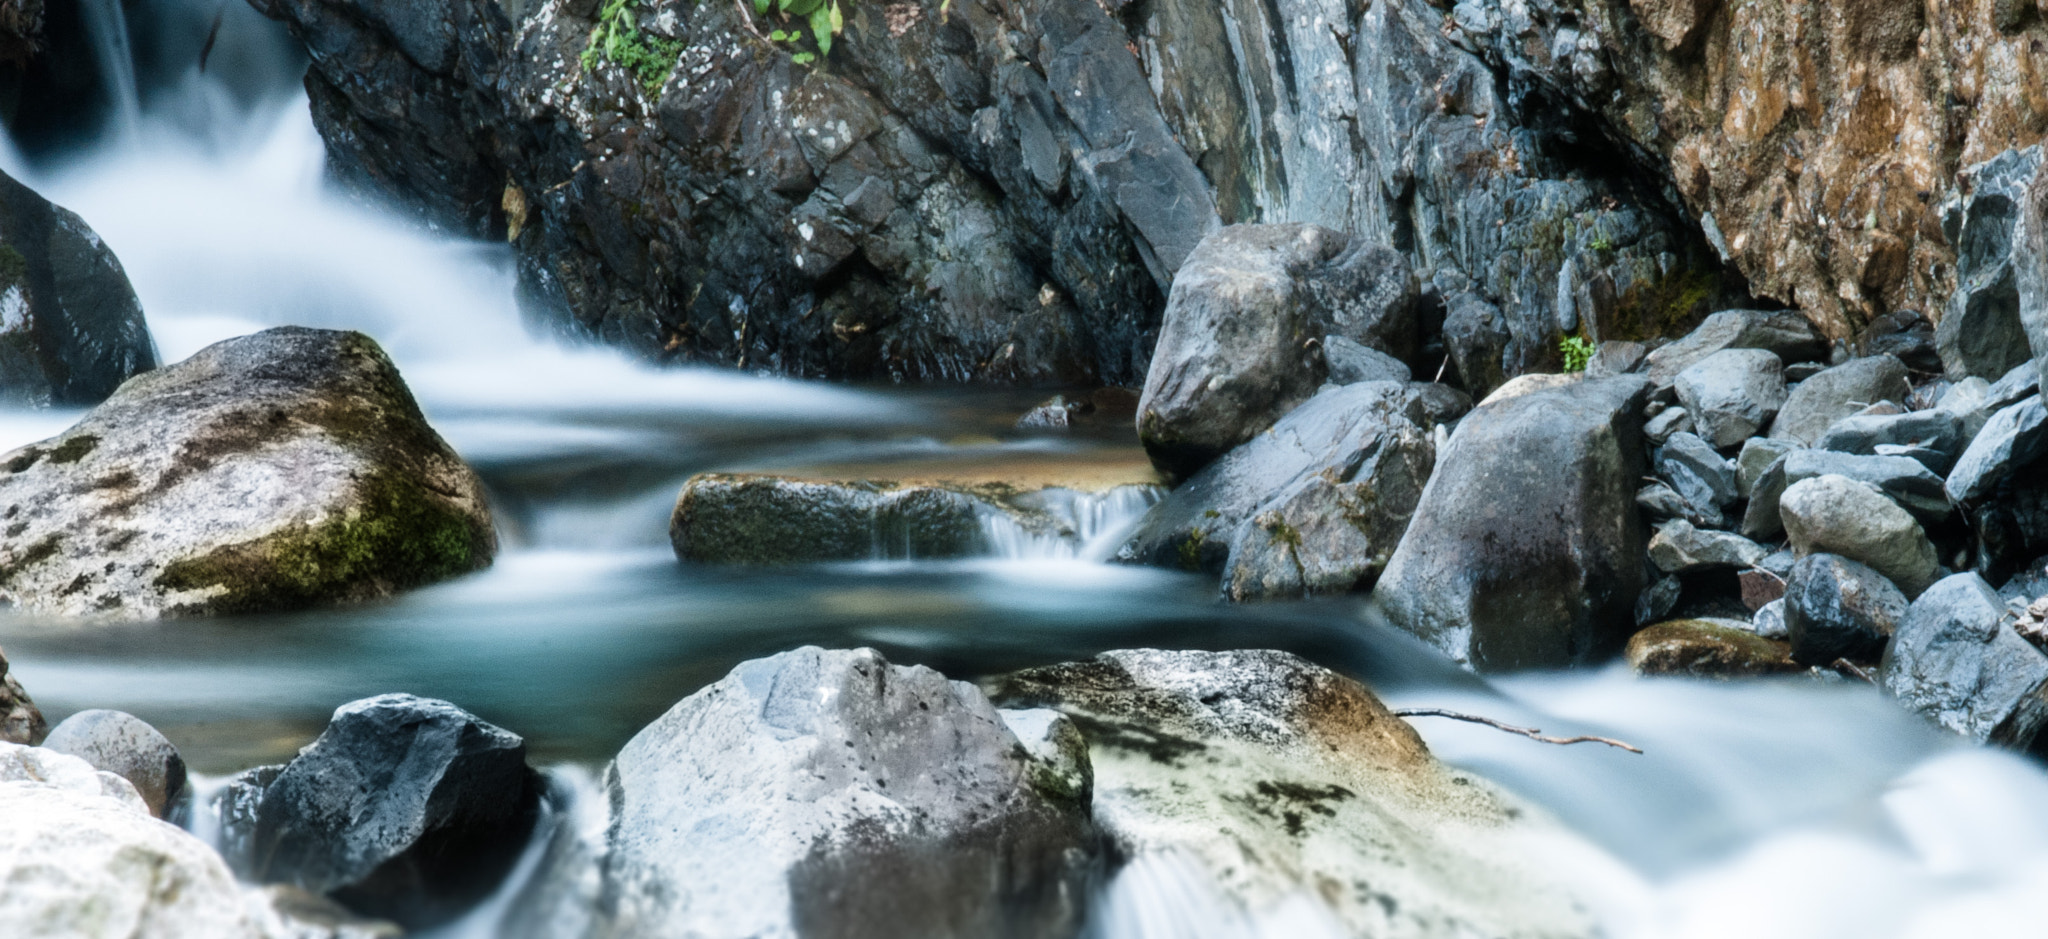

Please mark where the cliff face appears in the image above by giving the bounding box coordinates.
[249,0,2046,383]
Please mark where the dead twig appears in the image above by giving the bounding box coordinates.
[1393,708,1644,754]
[1831,658,1875,684]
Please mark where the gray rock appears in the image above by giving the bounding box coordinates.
[1649,520,1768,573]
[1784,554,1909,665]
[1785,362,1827,382]
[1586,340,1648,378]
[1121,381,1466,575]
[1881,573,2048,747]
[1015,396,1077,431]
[1739,453,1791,540]
[0,168,157,408]
[0,327,496,619]
[1780,475,1941,598]
[1753,599,1789,640]
[1644,405,1693,443]
[1656,431,1738,522]
[0,644,42,745]
[1937,147,2042,381]
[1637,480,1717,527]
[1987,360,2041,411]
[1138,225,1416,479]
[1873,443,1955,475]
[41,709,186,819]
[1222,423,1435,601]
[1737,437,1797,498]
[984,649,1596,938]
[251,694,540,929]
[1817,410,1964,471]
[1637,572,1683,626]
[603,648,1091,939]
[1644,309,1826,388]
[2019,148,2048,380]
[1938,376,1995,442]
[1442,289,1511,397]
[1781,449,1951,524]
[1673,348,1786,448]
[1768,355,1912,445]
[1377,375,1651,671]
[1947,396,2048,505]
[1323,334,1412,384]
[1760,548,1800,579]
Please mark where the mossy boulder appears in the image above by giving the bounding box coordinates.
[1624,620,1802,678]
[0,327,495,618]
[0,167,156,407]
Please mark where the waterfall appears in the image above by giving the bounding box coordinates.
[77,0,143,141]
[979,485,1164,561]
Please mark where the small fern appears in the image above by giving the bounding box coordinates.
[1560,335,1595,373]
[581,0,686,94]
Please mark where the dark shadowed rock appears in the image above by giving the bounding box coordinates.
[0,327,495,619]
[1768,356,1911,446]
[1643,310,1825,389]
[1784,554,1908,665]
[1881,573,2048,749]
[986,649,1594,938]
[1442,289,1511,398]
[1938,148,2041,381]
[1673,349,1785,448]
[0,643,41,744]
[1739,452,1791,540]
[41,709,186,819]
[602,647,1092,939]
[1377,375,1650,671]
[1947,396,2048,505]
[1780,475,1940,597]
[1852,310,1940,375]
[1222,421,1434,601]
[1121,381,1467,576]
[0,168,156,408]
[1625,620,1801,678]
[251,694,541,929]
[1138,225,1416,479]
[1655,432,1738,524]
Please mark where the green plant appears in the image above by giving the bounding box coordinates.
[1559,335,1595,373]
[581,0,686,93]
[757,0,844,63]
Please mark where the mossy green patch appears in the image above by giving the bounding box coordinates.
[48,434,97,464]
[0,534,60,586]
[581,0,686,95]
[1600,267,1719,343]
[1177,528,1206,572]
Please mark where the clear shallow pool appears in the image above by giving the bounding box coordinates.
[5,9,2048,937]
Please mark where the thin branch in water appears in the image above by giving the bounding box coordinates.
[1393,707,1644,754]
[1832,658,1875,684]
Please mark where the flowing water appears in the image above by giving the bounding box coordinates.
[3,7,2047,937]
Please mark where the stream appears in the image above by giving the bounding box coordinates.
[1,3,2046,937]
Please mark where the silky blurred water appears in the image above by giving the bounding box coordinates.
[2,7,2046,937]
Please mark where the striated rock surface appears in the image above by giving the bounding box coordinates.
[602,647,1092,939]
[0,327,496,618]
[0,167,156,407]
[987,649,1594,938]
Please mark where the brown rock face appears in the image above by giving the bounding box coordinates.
[1498,0,2048,337]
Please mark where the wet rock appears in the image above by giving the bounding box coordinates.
[1625,619,1801,678]
[1649,520,1767,573]
[1784,554,1909,666]
[251,694,541,929]
[1881,573,2048,748]
[1121,381,1465,576]
[1323,335,1411,385]
[1644,405,1692,444]
[986,649,1595,938]
[0,741,394,939]
[0,327,495,619]
[1817,410,1965,471]
[1780,475,1941,598]
[1015,396,1080,431]
[1636,572,1683,626]
[0,169,156,408]
[1221,423,1435,601]
[1947,396,2048,505]
[1937,148,2042,381]
[0,643,42,744]
[1656,432,1738,523]
[1737,437,1797,497]
[1753,598,1789,640]
[1377,375,1650,671]
[1768,356,1911,445]
[1674,349,1786,448]
[212,764,285,880]
[1138,225,1415,479]
[602,647,1091,939]
[1781,449,1951,523]
[42,709,186,819]
[1643,310,1825,389]
[1739,453,1791,540]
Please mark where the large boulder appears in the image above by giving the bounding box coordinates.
[1672,348,1786,448]
[1221,421,1435,601]
[0,643,43,744]
[1938,147,2042,381]
[250,695,541,929]
[1779,474,1940,598]
[0,327,496,618]
[986,649,1594,938]
[602,647,1093,939]
[1138,224,1415,479]
[1881,573,2048,750]
[0,169,156,407]
[1768,356,1912,445]
[0,741,394,939]
[41,709,186,819]
[1946,396,2048,505]
[1120,381,1467,577]
[1377,374,1651,671]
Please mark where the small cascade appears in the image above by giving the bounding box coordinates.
[423,765,611,939]
[78,0,143,140]
[1084,850,1349,939]
[979,485,1164,561]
